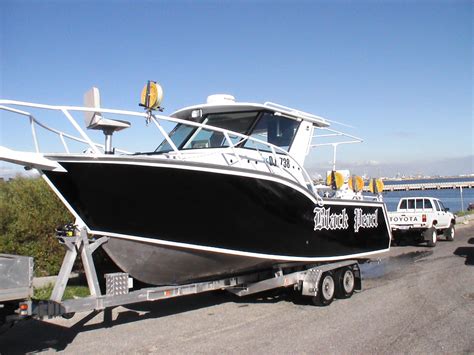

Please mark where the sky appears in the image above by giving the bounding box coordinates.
[0,0,472,178]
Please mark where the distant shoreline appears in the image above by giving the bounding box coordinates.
[384,175,474,182]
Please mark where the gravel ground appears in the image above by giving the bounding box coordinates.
[1,222,473,354]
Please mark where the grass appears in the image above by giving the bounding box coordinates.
[455,210,474,217]
[33,283,90,301]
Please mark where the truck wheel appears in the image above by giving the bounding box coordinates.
[426,228,437,247]
[444,224,455,241]
[335,267,355,299]
[312,272,335,306]
[0,319,14,335]
[391,236,398,246]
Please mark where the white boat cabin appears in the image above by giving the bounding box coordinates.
[147,94,330,187]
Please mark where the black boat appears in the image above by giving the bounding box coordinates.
[0,88,391,285]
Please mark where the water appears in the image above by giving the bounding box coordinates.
[360,251,433,279]
[380,178,474,212]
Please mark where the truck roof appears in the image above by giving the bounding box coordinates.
[399,197,439,200]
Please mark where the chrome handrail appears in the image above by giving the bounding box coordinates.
[0,100,316,191]
[0,104,131,154]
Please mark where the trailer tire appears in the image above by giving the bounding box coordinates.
[62,312,75,319]
[335,267,355,299]
[444,224,455,241]
[426,227,437,247]
[312,272,335,306]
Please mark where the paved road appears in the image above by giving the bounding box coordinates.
[1,224,473,354]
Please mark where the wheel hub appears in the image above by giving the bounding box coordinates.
[322,276,335,300]
[343,271,355,293]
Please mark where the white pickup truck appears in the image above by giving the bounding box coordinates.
[388,197,456,247]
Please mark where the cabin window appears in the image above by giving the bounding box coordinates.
[183,111,258,149]
[415,199,424,210]
[424,199,433,210]
[399,199,407,210]
[407,199,415,209]
[155,111,259,152]
[243,112,300,152]
[438,200,446,211]
[155,110,300,153]
[155,124,195,152]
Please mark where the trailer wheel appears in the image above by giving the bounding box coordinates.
[426,227,437,247]
[312,272,335,306]
[444,224,455,241]
[62,312,75,319]
[335,267,355,299]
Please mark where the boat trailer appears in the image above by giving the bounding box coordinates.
[1,227,362,331]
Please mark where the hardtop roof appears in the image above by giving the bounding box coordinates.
[170,101,330,128]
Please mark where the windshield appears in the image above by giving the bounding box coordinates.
[155,110,300,153]
[183,111,259,149]
[155,111,259,152]
[155,124,195,152]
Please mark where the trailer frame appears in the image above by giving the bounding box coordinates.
[3,227,362,327]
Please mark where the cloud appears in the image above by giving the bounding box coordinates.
[347,160,380,167]
[307,155,474,178]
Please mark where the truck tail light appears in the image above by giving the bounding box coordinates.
[19,302,29,316]
[422,214,427,223]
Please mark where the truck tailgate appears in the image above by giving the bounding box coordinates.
[388,212,426,229]
[0,254,33,302]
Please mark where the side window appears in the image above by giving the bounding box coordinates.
[156,124,195,152]
[434,200,441,211]
[407,199,415,210]
[424,199,433,210]
[415,198,424,210]
[438,200,446,211]
[399,199,407,210]
[244,112,300,152]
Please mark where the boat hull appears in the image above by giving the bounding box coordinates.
[102,238,274,285]
[43,158,391,284]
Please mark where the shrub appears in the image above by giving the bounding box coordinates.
[0,176,73,276]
